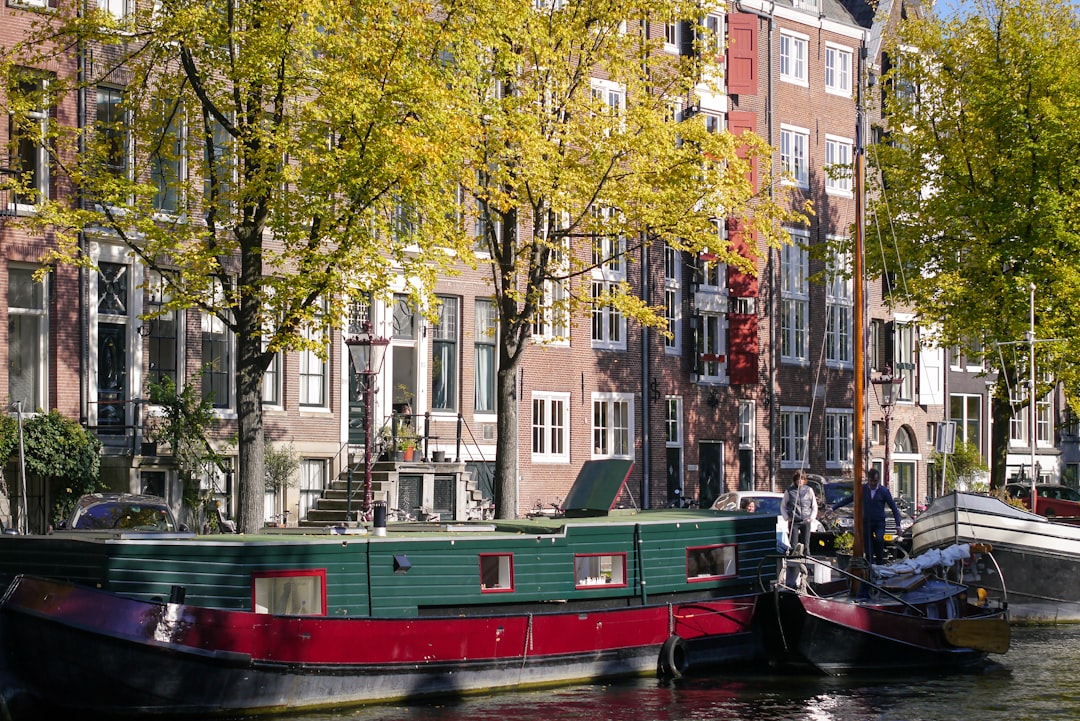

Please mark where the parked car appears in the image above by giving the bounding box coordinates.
[61,493,183,532]
[711,491,823,553]
[817,480,914,553]
[1004,483,1080,518]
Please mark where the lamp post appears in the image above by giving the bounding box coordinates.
[871,368,903,490]
[345,323,389,520]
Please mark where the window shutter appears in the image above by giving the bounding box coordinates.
[728,315,758,385]
[726,219,758,297]
[726,111,758,192]
[726,14,758,96]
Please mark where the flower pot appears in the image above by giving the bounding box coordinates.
[403,448,415,462]
[432,450,446,463]
[392,450,404,462]
[835,552,852,571]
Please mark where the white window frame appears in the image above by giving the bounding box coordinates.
[299,299,329,409]
[298,459,328,520]
[780,125,810,188]
[779,30,809,86]
[590,210,626,351]
[590,78,625,134]
[780,235,809,364]
[474,298,498,416]
[894,322,915,402]
[7,265,48,411]
[825,42,852,96]
[201,277,235,413]
[779,407,810,468]
[665,396,683,446]
[697,312,728,383]
[592,392,634,460]
[432,295,460,412]
[664,19,679,53]
[664,243,682,355]
[825,135,853,196]
[825,408,853,468]
[825,244,853,367]
[150,100,185,215]
[738,400,755,450]
[532,235,569,345]
[532,391,570,463]
[10,75,50,212]
[98,0,129,19]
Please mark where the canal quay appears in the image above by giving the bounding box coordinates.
[280,625,1080,721]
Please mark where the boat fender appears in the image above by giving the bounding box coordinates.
[657,634,689,680]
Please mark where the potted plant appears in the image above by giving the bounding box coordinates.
[834,532,854,570]
[401,436,417,462]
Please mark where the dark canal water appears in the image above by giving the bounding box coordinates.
[279,625,1080,721]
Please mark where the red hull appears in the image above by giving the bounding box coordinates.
[3,576,759,716]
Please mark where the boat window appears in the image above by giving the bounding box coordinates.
[479,553,514,592]
[685,544,737,581]
[252,569,327,615]
[574,553,627,589]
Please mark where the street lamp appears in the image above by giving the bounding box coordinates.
[870,368,903,490]
[345,323,389,521]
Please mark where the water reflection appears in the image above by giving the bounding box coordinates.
[269,626,1078,721]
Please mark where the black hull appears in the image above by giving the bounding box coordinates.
[756,591,992,675]
[911,492,1080,623]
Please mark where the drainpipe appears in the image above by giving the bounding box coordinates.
[642,230,651,509]
[77,0,89,427]
[734,0,776,489]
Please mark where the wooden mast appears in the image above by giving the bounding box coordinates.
[852,107,867,561]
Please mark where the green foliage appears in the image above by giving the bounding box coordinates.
[264,441,299,493]
[18,411,103,524]
[834,532,854,554]
[0,415,17,472]
[930,439,989,493]
[871,0,1080,484]
[146,377,229,511]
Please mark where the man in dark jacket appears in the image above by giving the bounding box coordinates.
[832,468,901,564]
[782,470,817,555]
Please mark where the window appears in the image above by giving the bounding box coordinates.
[779,31,808,85]
[98,0,128,19]
[9,74,50,208]
[575,554,627,588]
[532,237,569,343]
[145,270,179,387]
[894,323,915,401]
[663,244,681,354]
[474,196,502,252]
[96,261,130,432]
[697,312,727,382]
[96,86,127,179]
[686,544,737,581]
[665,397,682,445]
[252,569,326,616]
[949,395,981,453]
[826,409,853,468]
[474,298,497,414]
[7,267,47,411]
[825,245,852,365]
[298,459,327,520]
[592,393,633,459]
[780,238,809,363]
[201,279,232,409]
[738,400,754,449]
[532,391,569,463]
[780,407,809,467]
[299,300,328,408]
[432,296,459,411]
[825,43,852,96]
[150,101,183,213]
[479,553,514,592]
[825,136,853,195]
[780,125,809,188]
[591,79,625,135]
[590,207,625,350]
[204,116,233,218]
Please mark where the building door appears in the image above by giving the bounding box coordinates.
[698,441,724,509]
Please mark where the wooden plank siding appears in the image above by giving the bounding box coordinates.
[0,511,777,618]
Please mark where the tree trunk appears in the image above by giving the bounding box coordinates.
[494,364,519,519]
[235,330,266,534]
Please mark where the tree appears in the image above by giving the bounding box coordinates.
[19,411,104,526]
[869,0,1080,487]
[930,439,989,495]
[457,0,806,516]
[1,0,477,531]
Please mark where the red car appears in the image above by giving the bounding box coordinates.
[1004,483,1080,517]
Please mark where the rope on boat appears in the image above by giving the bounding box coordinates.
[519,613,534,678]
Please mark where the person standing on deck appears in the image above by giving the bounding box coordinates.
[782,470,817,556]
[832,468,901,565]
